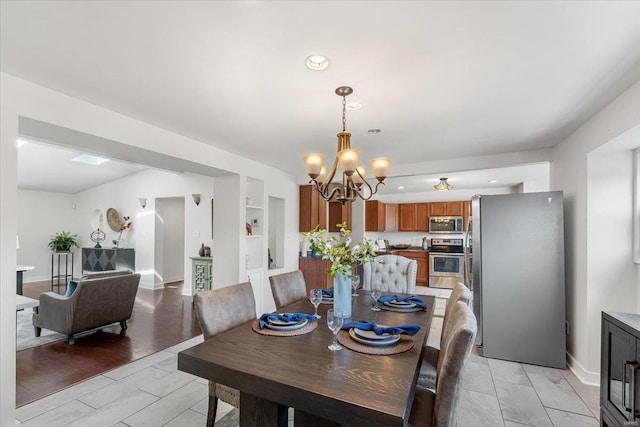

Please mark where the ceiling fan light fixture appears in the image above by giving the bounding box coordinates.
[434,177,453,191]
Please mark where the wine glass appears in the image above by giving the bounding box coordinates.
[310,289,322,318]
[351,274,361,297]
[327,308,344,351]
[370,283,382,312]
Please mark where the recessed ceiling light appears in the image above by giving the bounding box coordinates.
[368,129,381,134]
[489,180,497,183]
[305,55,329,71]
[397,186,405,190]
[346,102,362,110]
[72,154,110,165]
[17,139,28,148]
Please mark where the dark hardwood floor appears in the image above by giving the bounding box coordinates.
[17,280,200,407]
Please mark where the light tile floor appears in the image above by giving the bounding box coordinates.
[15,292,600,427]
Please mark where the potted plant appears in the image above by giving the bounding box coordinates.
[48,231,78,252]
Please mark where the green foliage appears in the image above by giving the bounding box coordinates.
[303,222,377,277]
[48,231,78,251]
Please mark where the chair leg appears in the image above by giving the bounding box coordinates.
[120,320,128,330]
[206,395,218,427]
[34,326,41,337]
[67,335,75,345]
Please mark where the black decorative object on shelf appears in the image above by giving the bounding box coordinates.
[90,228,106,248]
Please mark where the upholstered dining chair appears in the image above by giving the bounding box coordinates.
[418,282,472,390]
[363,254,417,294]
[269,270,308,309]
[409,301,477,427]
[193,282,256,427]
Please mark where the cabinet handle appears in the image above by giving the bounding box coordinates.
[624,362,631,412]
[632,363,640,419]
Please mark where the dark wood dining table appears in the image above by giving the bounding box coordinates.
[178,291,435,427]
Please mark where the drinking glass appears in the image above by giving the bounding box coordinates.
[327,308,344,351]
[351,274,361,297]
[310,289,322,318]
[370,283,382,311]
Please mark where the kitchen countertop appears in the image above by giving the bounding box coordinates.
[378,246,430,253]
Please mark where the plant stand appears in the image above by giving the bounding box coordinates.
[51,251,74,293]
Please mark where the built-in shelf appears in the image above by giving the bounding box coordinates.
[246,235,263,238]
[246,205,263,210]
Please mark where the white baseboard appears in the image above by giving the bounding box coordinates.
[163,275,184,284]
[139,281,166,290]
[567,351,600,386]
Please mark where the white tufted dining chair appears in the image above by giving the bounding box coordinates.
[363,254,417,294]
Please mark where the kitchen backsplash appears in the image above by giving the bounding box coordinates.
[364,231,466,248]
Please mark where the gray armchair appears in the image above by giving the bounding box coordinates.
[33,270,140,344]
[193,282,257,427]
[269,270,307,309]
[418,282,472,390]
[409,301,477,427]
[363,254,417,293]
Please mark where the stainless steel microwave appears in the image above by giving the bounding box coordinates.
[429,216,464,234]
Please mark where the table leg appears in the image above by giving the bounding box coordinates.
[294,410,341,427]
[239,392,288,427]
[16,271,23,295]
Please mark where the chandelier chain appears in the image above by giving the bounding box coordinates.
[342,96,347,132]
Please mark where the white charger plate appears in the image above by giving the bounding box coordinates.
[354,327,395,341]
[349,328,401,347]
[266,319,308,331]
[383,301,417,309]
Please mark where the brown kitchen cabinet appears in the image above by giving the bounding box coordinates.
[399,203,417,231]
[399,203,429,231]
[429,201,464,217]
[299,258,333,294]
[329,201,352,231]
[299,185,327,232]
[395,250,429,286]
[385,203,397,231]
[365,200,386,231]
[462,200,471,230]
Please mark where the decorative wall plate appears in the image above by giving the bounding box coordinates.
[106,208,121,231]
[90,209,104,230]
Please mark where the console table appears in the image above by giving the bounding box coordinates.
[82,247,135,272]
[190,257,212,293]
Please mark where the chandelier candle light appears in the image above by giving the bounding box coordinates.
[303,86,391,204]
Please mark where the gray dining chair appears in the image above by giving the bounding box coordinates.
[418,282,472,390]
[269,270,308,309]
[409,301,477,427]
[193,282,257,427]
[363,254,417,293]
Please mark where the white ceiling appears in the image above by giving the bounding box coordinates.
[3,1,640,193]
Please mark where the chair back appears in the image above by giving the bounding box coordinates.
[269,270,307,309]
[363,254,417,293]
[441,282,471,344]
[193,282,256,339]
[434,301,477,427]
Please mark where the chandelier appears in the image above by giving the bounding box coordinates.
[434,177,453,191]
[303,86,391,204]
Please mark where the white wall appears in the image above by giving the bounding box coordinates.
[159,197,185,284]
[17,190,78,282]
[552,78,640,384]
[0,73,300,425]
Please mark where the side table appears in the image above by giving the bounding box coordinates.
[51,251,74,292]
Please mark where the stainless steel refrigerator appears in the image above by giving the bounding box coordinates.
[469,192,566,368]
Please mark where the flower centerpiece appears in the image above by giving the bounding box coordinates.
[113,215,132,248]
[303,222,377,317]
